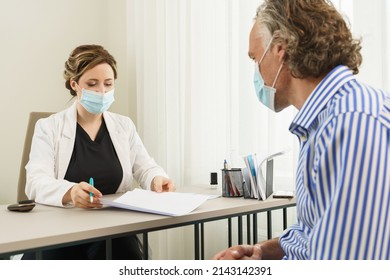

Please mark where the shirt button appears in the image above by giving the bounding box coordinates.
[301,135,307,142]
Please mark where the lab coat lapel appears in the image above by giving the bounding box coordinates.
[103,112,131,192]
[57,102,77,180]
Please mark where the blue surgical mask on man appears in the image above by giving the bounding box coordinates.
[79,87,115,114]
[253,38,284,112]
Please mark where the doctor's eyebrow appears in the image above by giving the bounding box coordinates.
[86,78,114,82]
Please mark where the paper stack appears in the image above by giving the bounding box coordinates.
[101,189,211,216]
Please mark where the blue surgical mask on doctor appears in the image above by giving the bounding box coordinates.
[253,39,284,112]
[78,87,115,114]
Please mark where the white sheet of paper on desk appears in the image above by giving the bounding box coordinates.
[102,189,210,216]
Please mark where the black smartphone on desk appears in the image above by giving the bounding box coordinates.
[7,200,35,212]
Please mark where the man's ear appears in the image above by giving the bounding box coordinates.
[275,44,286,63]
[272,30,287,62]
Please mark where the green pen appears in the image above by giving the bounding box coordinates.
[89,177,94,203]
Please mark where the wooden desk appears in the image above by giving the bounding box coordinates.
[0,186,296,259]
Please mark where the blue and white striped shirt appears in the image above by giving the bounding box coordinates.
[280,65,390,259]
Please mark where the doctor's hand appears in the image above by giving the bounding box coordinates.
[212,244,262,260]
[62,182,103,208]
[151,176,175,192]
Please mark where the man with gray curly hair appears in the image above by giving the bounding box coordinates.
[213,0,390,260]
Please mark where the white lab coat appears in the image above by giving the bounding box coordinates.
[25,101,168,207]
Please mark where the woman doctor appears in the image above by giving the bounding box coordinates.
[23,44,175,259]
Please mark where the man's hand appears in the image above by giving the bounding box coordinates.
[212,238,284,260]
[212,244,262,260]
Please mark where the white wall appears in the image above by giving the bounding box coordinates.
[0,0,132,204]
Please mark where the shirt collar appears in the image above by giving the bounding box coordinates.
[289,65,356,133]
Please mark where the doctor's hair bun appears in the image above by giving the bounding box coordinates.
[63,44,118,96]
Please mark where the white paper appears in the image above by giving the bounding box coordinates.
[101,189,210,216]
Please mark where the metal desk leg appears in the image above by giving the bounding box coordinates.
[228,218,232,247]
[238,216,243,244]
[143,233,149,260]
[105,237,112,260]
[194,223,200,260]
[253,213,258,244]
[246,214,251,244]
[201,223,205,260]
[267,211,272,239]
[283,208,287,229]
